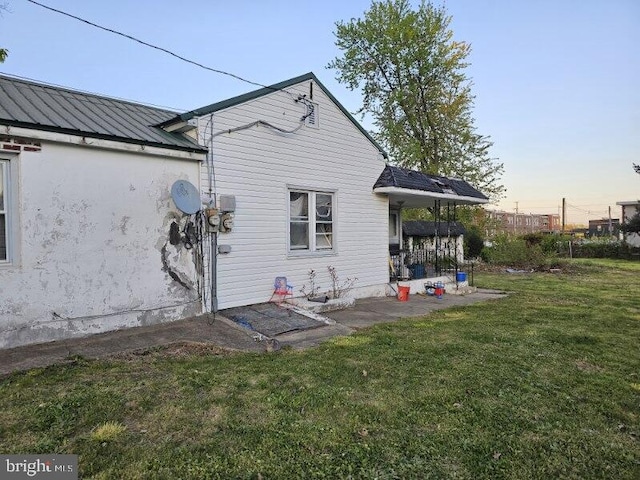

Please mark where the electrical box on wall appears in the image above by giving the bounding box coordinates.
[219,213,234,233]
[219,195,236,212]
[205,208,220,232]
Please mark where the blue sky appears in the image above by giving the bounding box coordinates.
[1,0,638,225]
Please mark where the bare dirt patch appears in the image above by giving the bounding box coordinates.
[575,359,605,373]
[111,341,237,361]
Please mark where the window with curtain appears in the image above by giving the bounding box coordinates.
[289,190,334,252]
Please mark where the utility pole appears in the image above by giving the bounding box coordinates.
[608,206,612,235]
[562,197,566,233]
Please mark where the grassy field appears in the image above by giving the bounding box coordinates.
[1,259,639,479]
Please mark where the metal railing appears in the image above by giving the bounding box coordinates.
[390,248,475,286]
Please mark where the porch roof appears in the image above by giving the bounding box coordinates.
[373,165,489,208]
[403,220,466,237]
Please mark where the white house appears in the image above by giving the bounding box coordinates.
[0,74,206,349]
[0,72,488,349]
[158,73,391,310]
[159,73,489,311]
[617,200,640,247]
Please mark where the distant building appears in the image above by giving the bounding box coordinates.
[485,210,561,236]
[617,200,640,247]
[587,218,620,237]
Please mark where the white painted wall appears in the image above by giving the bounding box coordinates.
[0,140,203,348]
[198,79,389,309]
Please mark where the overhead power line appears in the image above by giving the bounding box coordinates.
[26,0,280,92]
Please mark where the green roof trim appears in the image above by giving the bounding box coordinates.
[162,72,387,158]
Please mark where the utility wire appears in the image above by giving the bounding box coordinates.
[26,0,283,92]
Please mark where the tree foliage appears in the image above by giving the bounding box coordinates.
[621,212,640,234]
[329,0,504,201]
[463,226,484,259]
[0,3,8,62]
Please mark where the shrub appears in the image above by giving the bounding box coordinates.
[482,234,546,268]
[571,241,640,259]
[464,227,484,259]
[540,234,572,255]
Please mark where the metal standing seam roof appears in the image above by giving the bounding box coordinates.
[373,165,489,201]
[0,74,207,153]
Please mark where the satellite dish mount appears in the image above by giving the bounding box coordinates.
[171,180,201,214]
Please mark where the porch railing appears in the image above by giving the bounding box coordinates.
[390,249,474,286]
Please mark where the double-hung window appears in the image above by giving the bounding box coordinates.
[289,190,334,253]
[0,159,10,263]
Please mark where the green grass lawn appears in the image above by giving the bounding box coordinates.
[1,259,639,479]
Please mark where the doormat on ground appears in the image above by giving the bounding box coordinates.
[222,303,326,337]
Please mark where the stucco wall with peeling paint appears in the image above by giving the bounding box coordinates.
[0,141,202,349]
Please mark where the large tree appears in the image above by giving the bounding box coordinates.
[328,0,504,201]
[0,3,8,62]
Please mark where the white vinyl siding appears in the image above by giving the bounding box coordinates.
[288,190,334,253]
[198,79,388,309]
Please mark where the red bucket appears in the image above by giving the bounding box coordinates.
[397,285,410,302]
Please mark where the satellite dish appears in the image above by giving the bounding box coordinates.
[171,180,200,214]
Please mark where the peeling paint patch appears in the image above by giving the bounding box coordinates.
[161,243,193,290]
[120,216,131,234]
[169,222,181,245]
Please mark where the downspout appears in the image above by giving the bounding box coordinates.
[211,225,218,314]
[203,115,218,315]
[210,130,218,314]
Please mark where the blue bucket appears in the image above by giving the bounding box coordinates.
[456,272,467,282]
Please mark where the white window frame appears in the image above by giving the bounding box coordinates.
[287,188,336,255]
[0,156,16,265]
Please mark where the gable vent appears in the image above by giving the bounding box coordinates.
[305,102,319,128]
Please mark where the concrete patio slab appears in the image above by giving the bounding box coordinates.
[325,289,507,329]
[0,289,507,376]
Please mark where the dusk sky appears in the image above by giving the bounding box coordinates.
[1,0,638,225]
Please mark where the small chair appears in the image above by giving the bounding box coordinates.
[269,276,293,305]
